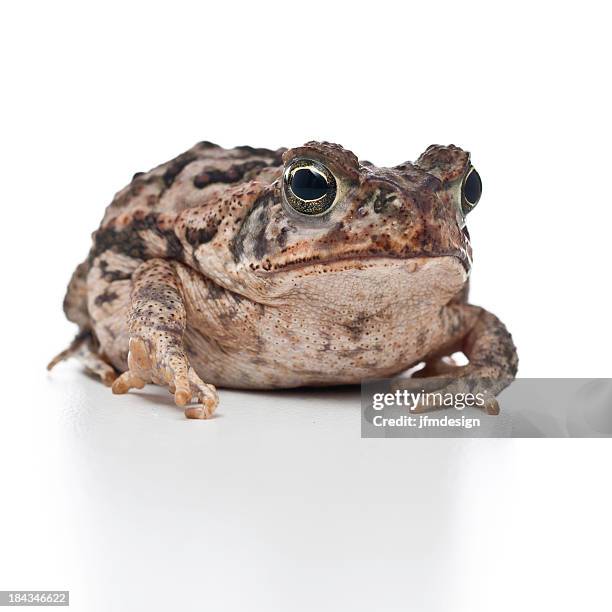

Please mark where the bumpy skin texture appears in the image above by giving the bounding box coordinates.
[50,141,518,418]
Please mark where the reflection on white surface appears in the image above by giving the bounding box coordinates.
[1,363,610,612]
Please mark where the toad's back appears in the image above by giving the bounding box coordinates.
[100,142,285,225]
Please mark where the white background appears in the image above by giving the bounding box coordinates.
[1,1,611,611]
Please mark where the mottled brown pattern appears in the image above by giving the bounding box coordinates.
[416,144,471,183]
[50,140,517,419]
[62,261,90,329]
[282,142,360,180]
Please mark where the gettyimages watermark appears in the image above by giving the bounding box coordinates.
[371,388,487,430]
[369,386,489,432]
[361,378,612,438]
[372,388,489,410]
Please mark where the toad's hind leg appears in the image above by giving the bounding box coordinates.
[47,331,118,386]
[395,305,518,415]
[111,258,218,419]
[48,259,118,385]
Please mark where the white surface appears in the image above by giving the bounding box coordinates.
[1,0,612,610]
[2,367,612,611]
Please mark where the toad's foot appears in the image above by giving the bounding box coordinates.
[48,331,117,386]
[393,370,502,415]
[112,337,218,419]
[393,306,518,416]
[110,258,218,419]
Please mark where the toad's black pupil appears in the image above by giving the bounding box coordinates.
[290,168,329,200]
[463,168,482,205]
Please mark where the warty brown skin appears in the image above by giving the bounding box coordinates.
[50,140,518,418]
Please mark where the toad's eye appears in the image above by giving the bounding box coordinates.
[283,159,337,216]
[461,167,482,215]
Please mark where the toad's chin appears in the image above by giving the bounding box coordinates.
[257,255,468,309]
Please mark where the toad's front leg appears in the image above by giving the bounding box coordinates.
[111,258,218,419]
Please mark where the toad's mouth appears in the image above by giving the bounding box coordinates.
[260,249,471,275]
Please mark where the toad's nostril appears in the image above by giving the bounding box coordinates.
[371,188,399,214]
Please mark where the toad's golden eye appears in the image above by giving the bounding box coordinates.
[283,159,337,216]
[461,167,482,215]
